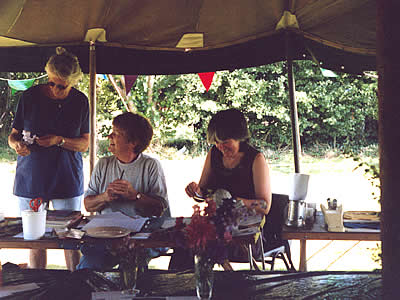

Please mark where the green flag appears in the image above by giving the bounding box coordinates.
[8,78,36,95]
[320,68,338,78]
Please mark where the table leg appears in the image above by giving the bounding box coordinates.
[299,239,307,272]
[248,244,254,270]
[222,259,234,271]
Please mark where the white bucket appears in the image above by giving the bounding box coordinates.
[21,210,47,240]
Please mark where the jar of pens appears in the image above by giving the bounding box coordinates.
[21,197,47,240]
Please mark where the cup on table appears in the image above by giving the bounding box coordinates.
[21,209,47,240]
[307,203,317,217]
[305,206,315,227]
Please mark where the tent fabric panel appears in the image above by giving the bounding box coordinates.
[104,1,204,47]
[296,0,376,51]
[2,1,94,44]
[0,0,375,52]
[0,0,27,33]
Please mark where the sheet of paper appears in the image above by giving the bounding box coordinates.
[345,228,380,233]
[238,215,262,227]
[82,212,148,233]
[161,217,191,229]
[232,226,259,237]
[131,232,151,239]
[0,283,40,297]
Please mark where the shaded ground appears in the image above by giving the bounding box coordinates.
[0,155,381,271]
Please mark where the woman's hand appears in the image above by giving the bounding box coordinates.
[14,141,31,156]
[185,182,202,198]
[107,179,137,201]
[36,135,61,147]
[242,198,268,215]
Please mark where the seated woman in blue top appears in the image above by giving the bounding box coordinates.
[185,108,272,215]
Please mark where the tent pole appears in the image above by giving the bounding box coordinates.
[377,1,400,297]
[285,33,301,173]
[89,42,97,175]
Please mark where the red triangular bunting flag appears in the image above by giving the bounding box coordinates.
[124,75,138,95]
[198,72,215,92]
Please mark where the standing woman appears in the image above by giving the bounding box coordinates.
[8,47,89,270]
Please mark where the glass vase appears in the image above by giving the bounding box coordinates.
[194,254,214,300]
[120,252,139,295]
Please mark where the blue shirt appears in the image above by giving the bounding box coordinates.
[12,84,89,200]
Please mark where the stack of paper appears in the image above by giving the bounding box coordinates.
[46,210,82,229]
[82,212,148,233]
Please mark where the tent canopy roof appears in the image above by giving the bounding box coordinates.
[0,0,376,75]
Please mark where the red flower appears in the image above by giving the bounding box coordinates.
[204,199,216,217]
[175,216,185,230]
[173,198,242,265]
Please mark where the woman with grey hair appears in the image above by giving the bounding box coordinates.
[8,47,89,271]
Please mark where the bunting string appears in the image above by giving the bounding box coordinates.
[0,74,48,95]
[0,74,47,81]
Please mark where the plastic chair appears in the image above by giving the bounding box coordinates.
[260,193,296,271]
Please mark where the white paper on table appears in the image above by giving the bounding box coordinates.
[288,173,310,200]
[345,227,380,233]
[131,232,151,239]
[0,283,40,297]
[82,212,148,233]
[161,217,191,229]
[232,226,259,237]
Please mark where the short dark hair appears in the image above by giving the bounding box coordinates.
[207,108,250,144]
[113,112,153,154]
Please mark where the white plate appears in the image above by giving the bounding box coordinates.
[85,226,131,238]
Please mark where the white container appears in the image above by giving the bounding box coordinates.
[21,210,47,240]
[288,173,310,200]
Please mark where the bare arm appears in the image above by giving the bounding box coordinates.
[84,179,165,217]
[236,153,272,215]
[8,128,31,156]
[84,193,109,213]
[36,133,89,152]
[185,150,213,198]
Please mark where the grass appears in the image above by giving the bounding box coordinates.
[268,145,379,175]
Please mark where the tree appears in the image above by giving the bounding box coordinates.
[1,61,378,156]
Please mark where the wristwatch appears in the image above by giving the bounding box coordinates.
[57,137,65,147]
[135,192,142,200]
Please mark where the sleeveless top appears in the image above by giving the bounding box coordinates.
[206,142,260,199]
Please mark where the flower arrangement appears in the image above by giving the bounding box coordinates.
[173,196,246,265]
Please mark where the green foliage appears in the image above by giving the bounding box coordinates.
[0,61,378,158]
[0,137,17,161]
[0,72,47,139]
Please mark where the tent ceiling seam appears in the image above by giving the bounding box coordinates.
[5,0,27,35]
[194,1,207,35]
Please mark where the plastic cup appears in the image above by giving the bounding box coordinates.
[21,210,47,240]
